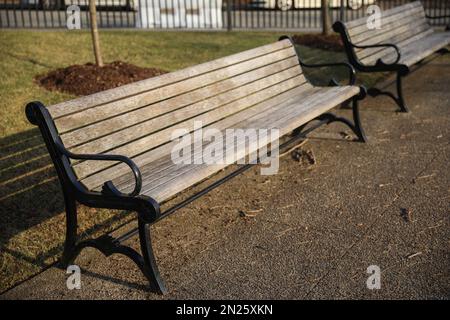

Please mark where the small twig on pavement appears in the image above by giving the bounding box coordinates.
[239,209,263,218]
[279,139,309,158]
[406,252,422,259]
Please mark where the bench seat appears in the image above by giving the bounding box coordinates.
[397,33,450,67]
[109,85,360,203]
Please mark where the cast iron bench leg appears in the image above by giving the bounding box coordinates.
[352,95,367,143]
[396,71,410,113]
[59,197,167,294]
[61,191,77,267]
[317,93,367,143]
[293,94,367,143]
[368,70,410,113]
[138,218,167,294]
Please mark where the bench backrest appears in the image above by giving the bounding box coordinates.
[340,1,431,65]
[45,39,309,191]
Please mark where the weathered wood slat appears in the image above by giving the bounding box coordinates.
[61,56,301,148]
[47,39,294,119]
[81,83,315,191]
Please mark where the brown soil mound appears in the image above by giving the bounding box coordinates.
[292,34,344,52]
[35,61,167,96]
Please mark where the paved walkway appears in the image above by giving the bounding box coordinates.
[2,53,449,300]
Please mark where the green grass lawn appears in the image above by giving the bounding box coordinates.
[0,30,384,293]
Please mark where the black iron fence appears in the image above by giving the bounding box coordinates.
[0,0,449,29]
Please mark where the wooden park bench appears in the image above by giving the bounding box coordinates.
[333,1,450,113]
[26,36,367,294]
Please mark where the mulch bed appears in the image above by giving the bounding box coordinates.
[35,61,167,96]
[292,34,344,52]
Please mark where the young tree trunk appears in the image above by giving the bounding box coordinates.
[89,0,104,67]
[321,0,331,36]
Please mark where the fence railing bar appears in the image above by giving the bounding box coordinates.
[0,0,448,30]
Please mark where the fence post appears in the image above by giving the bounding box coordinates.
[226,0,232,31]
[321,0,331,35]
[340,0,345,21]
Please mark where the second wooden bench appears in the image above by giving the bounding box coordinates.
[333,1,450,113]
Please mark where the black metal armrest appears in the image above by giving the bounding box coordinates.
[55,141,142,197]
[351,42,401,65]
[299,60,356,86]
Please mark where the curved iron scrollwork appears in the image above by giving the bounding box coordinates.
[64,222,167,294]
[54,141,142,197]
[350,42,402,66]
